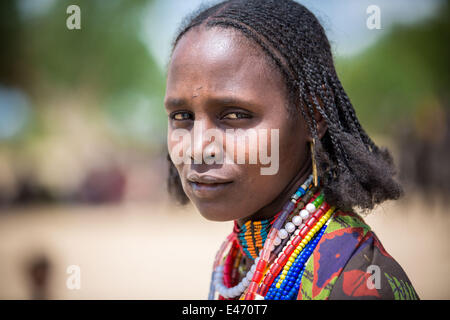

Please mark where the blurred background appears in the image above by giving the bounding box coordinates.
[0,0,448,299]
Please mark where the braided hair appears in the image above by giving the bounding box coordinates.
[166,0,403,212]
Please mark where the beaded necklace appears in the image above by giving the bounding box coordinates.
[209,173,336,300]
[234,212,280,260]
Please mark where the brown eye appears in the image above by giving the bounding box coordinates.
[171,111,193,121]
[222,112,251,120]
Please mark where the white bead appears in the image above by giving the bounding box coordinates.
[292,215,303,226]
[273,236,281,246]
[238,283,245,292]
[255,257,260,264]
[294,229,300,236]
[300,209,310,219]
[250,264,256,273]
[306,203,316,213]
[285,222,296,233]
[254,293,265,300]
[231,287,239,297]
[278,228,288,239]
[246,271,254,281]
[242,277,249,286]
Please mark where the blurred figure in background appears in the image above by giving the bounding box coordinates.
[26,254,51,300]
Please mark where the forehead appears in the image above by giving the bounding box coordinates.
[166,26,286,98]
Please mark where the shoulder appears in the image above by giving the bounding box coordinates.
[298,210,419,300]
[328,228,419,300]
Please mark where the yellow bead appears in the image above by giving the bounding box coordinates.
[282,269,288,275]
[300,240,307,246]
[276,283,281,289]
[280,274,285,280]
[286,261,292,267]
[305,235,311,241]
[294,249,300,255]
[289,257,295,263]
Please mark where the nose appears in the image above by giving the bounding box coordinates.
[190,119,223,164]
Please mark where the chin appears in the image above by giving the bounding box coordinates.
[192,200,242,222]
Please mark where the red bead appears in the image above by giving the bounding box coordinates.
[300,225,309,237]
[244,292,254,300]
[253,270,263,283]
[278,253,288,265]
[271,263,282,275]
[256,260,267,272]
[263,273,275,286]
[285,244,295,255]
[258,284,268,295]
[292,235,301,246]
[306,217,317,228]
[248,281,258,294]
[313,209,324,219]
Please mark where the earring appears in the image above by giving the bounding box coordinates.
[310,139,318,187]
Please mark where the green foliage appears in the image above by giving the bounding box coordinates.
[335,2,450,134]
[1,0,167,146]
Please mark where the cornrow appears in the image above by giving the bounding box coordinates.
[167,0,403,212]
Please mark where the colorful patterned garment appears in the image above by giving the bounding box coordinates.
[297,210,419,300]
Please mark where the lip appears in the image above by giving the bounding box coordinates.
[187,173,233,198]
[187,173,233,184]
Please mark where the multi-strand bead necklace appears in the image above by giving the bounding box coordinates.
[208,174,336,300]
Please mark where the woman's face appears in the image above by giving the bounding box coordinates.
[165,27,310,222]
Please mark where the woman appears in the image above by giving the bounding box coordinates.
[164,0,418,300]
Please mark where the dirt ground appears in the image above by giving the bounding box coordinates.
[0,194,448,299]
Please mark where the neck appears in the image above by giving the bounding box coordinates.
[236,157,313,228]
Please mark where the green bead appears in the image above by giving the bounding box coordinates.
[313,194,324,207]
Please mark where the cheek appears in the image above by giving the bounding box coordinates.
[279,127,307,166]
